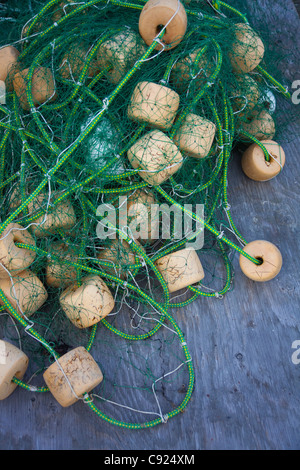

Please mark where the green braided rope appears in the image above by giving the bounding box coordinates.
[256,65,291,99]
[239,130,273,163]
[153,186,260,265]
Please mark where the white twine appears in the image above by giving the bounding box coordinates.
[214,292,223,299]
[155,0,181,43]
[152,359,192,423]
[265,150,284,172]
[218,217,245,248]
[90,358,191,424]
[205,0,227,17]
[57,57,77,83]
[62,1,85,16]
[260,157,284,182]
[90,392,169,422]
[102,97,109,111]
[231,94,249,115]
[251,71,289,96]
[170,181,203,199]
[136,44,165,64]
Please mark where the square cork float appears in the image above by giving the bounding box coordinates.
[154,247,204,293]
[128,81,180,131]
[43,346,103,407]
[59,275,115,329]
[0,223,36,279]
[127,129,183,186]
[173,113,216,159]
[0,269,48,317]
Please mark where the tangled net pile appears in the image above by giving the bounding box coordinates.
[0,0,295,428]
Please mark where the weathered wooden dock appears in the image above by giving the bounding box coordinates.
[0,0,299,451]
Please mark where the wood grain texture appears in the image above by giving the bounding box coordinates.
[0,0,300,451]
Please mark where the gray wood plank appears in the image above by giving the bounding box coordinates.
[0,0,300,450]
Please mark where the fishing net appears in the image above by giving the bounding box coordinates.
[0,0,297,428]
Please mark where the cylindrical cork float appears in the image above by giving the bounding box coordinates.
[59,42,100,81]
[170,47,213,93]
[239,240,282,282]
[9,189,76,238]
[241,140,285,181]
[138,0,187,50]
[232,74,260,114]
[240,109,276,141]
[0,340,29,400]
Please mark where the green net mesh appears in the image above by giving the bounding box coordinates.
[0,0,297,428]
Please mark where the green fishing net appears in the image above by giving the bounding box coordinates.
[0,0,296,428]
